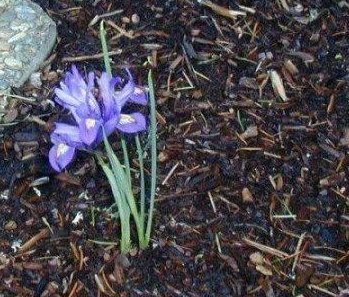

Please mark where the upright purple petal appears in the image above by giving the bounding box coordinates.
[65,65,89,99]
[98,72,117,120]
[116,112,147,133]
[49,143,76,172]
[54,65,96,113]
[74,95,101,120]
[87,72,96,91]
[55,88,81,108]
[113,79,135,111]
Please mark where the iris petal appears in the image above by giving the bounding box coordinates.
[128,86,148,105]
[54,65,97,114]
[113,79,134,110]
[79,118,101,145]
[52,123,82,145]
[98,73,115,120]
[49,144,76,172]
[55,88,81,108]
[116,112,147,133]
[87,72,95,90]
[104,114,119,136]
[54,123,80,136]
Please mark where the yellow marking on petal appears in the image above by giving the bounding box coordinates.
[57,143,69,157]
[119,114,136,125]
[85,118,96,129]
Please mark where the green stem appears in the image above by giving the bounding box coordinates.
[135,135,145,231]
[145,70,157,246]
[120,214,131,253]
[102,133,146,247]
[100,20,112,75]
[121,137,131,185]
[96,154,131,253]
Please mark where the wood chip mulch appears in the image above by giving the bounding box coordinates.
[0,0,349,296]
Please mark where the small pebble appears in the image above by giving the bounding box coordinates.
[29,72,42,88]
[5,220,17,230]
[121,16,130,24]
[191,29,201,36]
[103,252,111,262]
[131,13,140,24]
[45,71,58,82]
[129,248,138,256]
[242,187,254,203]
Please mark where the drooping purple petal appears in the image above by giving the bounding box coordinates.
[73,96,102,146]
[116,112,147,133]
[128,86,148,105]
[79,117,102,145]
[49,143,76,172]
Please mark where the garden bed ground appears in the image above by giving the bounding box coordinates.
[0,0,349,296]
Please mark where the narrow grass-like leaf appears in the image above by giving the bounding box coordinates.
[135,135,145,228]
[102,132,145,246]
[121,136,131,185]
[100,20,112,75]
[96,154,131,253]
[145,69,157,245]
[103,134,137,215]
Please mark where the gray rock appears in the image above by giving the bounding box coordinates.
[0,0,57,121]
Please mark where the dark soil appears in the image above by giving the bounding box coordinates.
[1,0,349,296]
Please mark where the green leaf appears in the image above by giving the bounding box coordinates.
[96,154,131,253]
[145,69,158,245]
[100,20,112,75]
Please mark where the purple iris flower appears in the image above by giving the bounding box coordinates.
[49,65,148,172]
